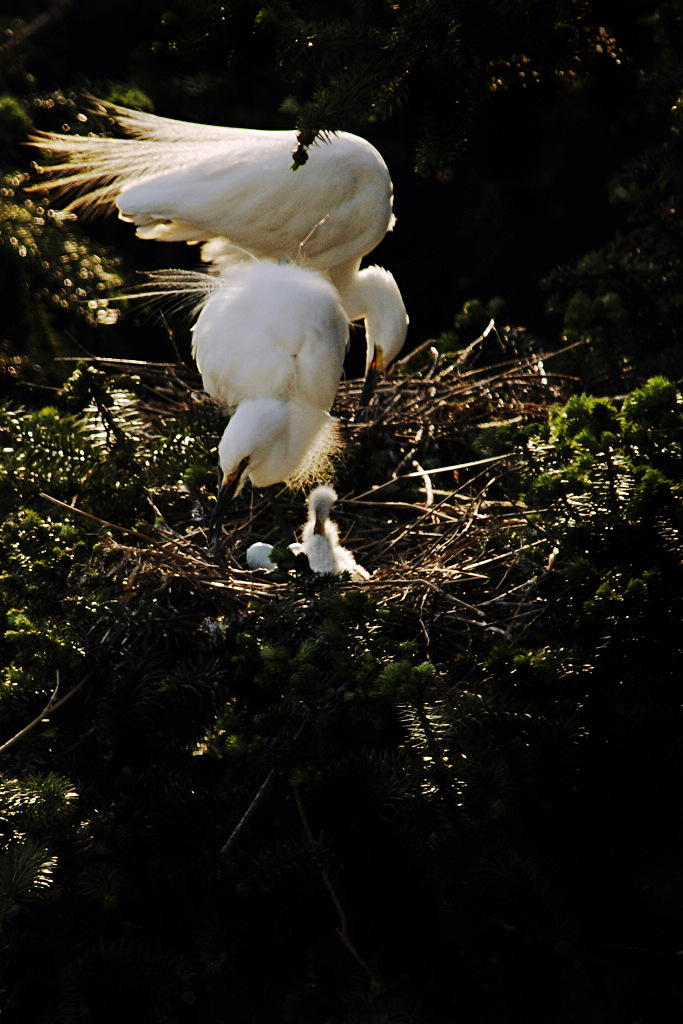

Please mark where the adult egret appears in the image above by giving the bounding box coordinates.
[29,102,408,400]
[211,395,340,553]
[140,259,349,553]
[245,486,369,581]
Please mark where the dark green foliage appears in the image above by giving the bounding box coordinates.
[0,384,452,1021]
[247,0,622,176]
[2,2,683,1021]
[544,7,683,389]
[482,380,683,979]
[0,167,125,375]
[0,374,681,1021]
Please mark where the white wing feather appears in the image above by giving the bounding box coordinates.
[30,102,406,373]
[29,103,394,269]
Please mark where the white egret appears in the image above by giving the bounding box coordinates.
[245,486,369,580]
[301,486,370,581]
[29,102,408,399]
[138,259,349,553]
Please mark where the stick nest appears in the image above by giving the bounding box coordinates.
[61,335,576,656]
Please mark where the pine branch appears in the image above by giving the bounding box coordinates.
[1,0,77,52]
[39,491,160,543]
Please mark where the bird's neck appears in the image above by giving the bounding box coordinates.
[222,400,339,490]
[330,263,408,374]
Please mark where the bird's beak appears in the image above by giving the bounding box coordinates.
[313,514,325,536]
[208,456,249,557]
[357,348,385,410]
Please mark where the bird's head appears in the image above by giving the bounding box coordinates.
[208,452,250,552]
[216,398,291,491]
[356,265,408,407]
[208,399,339,554]
[307,485,338,535]
[208,399,288,552]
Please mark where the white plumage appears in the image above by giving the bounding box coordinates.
[191,260,346,417]
[246,486,369,581]
[216,396,338,497]
[302,486,370,580]
[30,102,408,389]
[148,260,350,549]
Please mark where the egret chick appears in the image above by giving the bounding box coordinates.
[246,540,304,571]
[301,486,370,581]
[29,101,407,399]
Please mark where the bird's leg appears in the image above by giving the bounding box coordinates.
[265,486,295,546]
[208,467,227,561]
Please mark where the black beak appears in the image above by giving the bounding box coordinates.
[208,458,249,558]
[354,350,385,419]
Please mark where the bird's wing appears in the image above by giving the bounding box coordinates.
[118,131,392,269]
[115,268,224,320]
[284,285,349,409]
[29,122,289,215]
[29,104,393,268]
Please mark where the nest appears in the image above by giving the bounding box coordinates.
[50,334,576,656]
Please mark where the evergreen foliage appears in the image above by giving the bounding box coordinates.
[1,2,683,1021]
[0,350,682,1022]
[543,5,683,390]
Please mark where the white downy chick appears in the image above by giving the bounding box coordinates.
[246,541,304,571]
[301,486,370,581]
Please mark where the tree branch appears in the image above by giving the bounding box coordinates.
[293,786,380,988]
[0,671,87,756]
[2,0,78,52]
[220,770,276,858]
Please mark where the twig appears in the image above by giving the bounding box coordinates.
[412,460,434,506]
[394,336,441,368]
[1,0,76,51]
[40,491,160,543]
[293,787,379,986]
[40,493,220,567]
[0,672,87,756]
[351,454,509,501]
[460,538,545,573]
[220,770,277,857]
[453,317,495,368]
